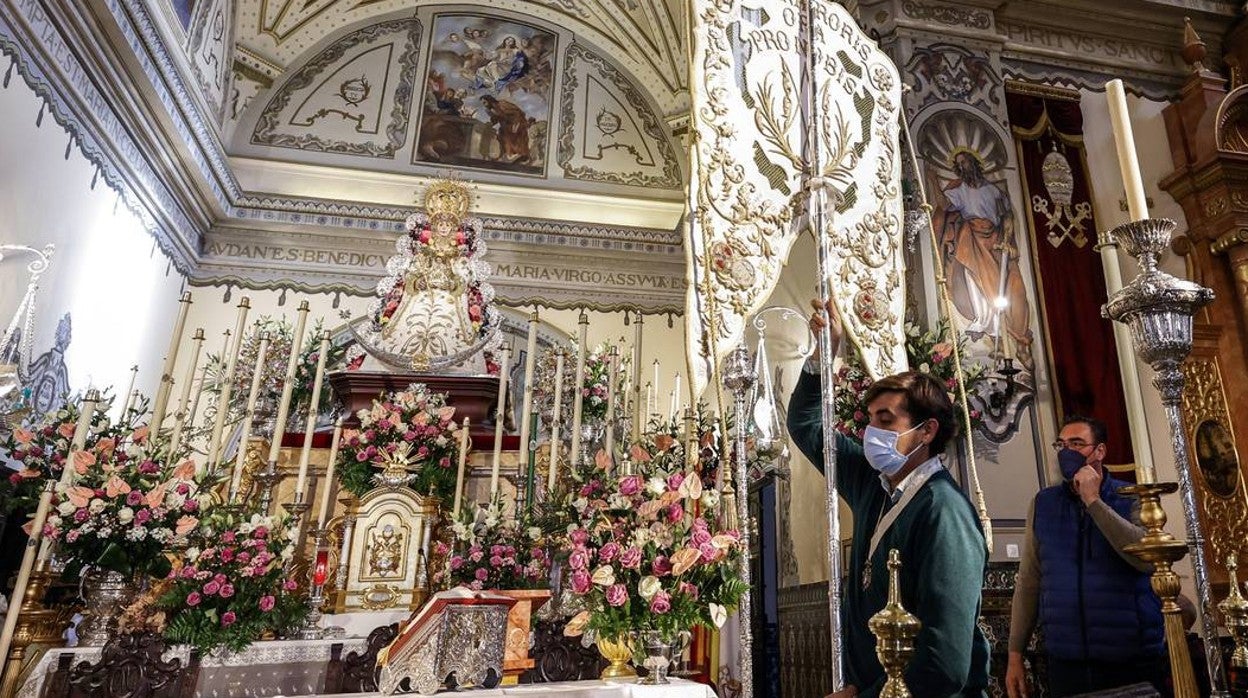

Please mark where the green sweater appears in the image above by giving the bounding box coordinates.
[787,371,991,698]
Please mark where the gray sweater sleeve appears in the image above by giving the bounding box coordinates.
[1086,498,1151,573]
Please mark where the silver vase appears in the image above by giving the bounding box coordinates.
[77,569,138,646]
[635,630,692,685]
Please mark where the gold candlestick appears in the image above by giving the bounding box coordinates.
[1219,554,1248,668]
[868,549,921,698]
[1121,482,1200,698]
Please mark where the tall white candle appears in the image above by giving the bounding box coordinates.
[645,382,655,424]
[167,329,205,458]
[569,313,589,466]
[296,330,331,499]
[229,332,271,502]
[1105,79,1149,222]
[547,351,565,492]
[452,418,470,518]
[206,298,251,470]
[268,301,311,465]
[317,418,344,530]
[604,347,619,468]
[189,330,230,444]
[670,373,682,420]
[120,365,138,419]
[518,311,539,469]
[151,292,192,431]
[490,346,512,496]
[653,360,660,403]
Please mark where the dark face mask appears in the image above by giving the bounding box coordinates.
[1058,448,1087,481]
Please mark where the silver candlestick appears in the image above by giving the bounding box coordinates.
[723,344,755,698]
[1101,217,1225,696]
[298,527,330,640]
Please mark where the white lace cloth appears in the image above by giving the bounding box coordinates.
[295,678,716,697]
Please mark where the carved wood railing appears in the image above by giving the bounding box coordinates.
[45,633,199,698]
[520,619,606,684]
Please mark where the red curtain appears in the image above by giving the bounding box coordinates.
[1007,92,1136,472]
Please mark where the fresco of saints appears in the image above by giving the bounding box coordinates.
[934,150,1034,370]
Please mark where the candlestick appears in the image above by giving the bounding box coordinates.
[206,297,251,470]
[120,365,138,418]
[268,301,311,465]
[525,412,538,515]
[452,417,470,518]
[317,418,344,530]
[151,291,192,431]
[569,313,589,467]
[604,347,619,468]
[632,316,644,437]
[296,330,331,498]
[547,351,565,493]
[518,311,539,469]
[168,329,205,458]
[1106,79,1149,222]
[490,345,512,497]
[230,332,271,502]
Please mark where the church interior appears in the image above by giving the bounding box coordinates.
[3,0,1248,696]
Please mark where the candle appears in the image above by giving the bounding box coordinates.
[167,329,205,458]
[38,389,100,565]
[653,360,660,403]
[296,330,331,499]
[229,332,271,502]
[518,311,539,469]
[206,297,251,470]
[645,382,654,424]
[631,315,644,437]
[452,417,470,518]
[547,351,565,493]
[151,291,193,431]
[525,412,538,515]
[1106,79,1149,222]
[671,374,682,420]
[604,347,620,467]
[120,365,138,418]
[569,313,589,466]
[490,345,512,496]
[317,418,345,530]
[268,301,311,465]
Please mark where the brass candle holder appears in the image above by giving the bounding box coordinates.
[867,549,920,698]
[1120,482,1199,698]
[0,569,71,697]
[1218,555,1248,668]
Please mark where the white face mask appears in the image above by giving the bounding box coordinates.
[862,424,925,477]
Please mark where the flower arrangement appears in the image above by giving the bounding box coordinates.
[532,343,631,428]
[834,320,987,441]
[336,384,461,498]
[288,320,347,416]
[558,436,748,644]
[436,497,551,591]
[1,392,140,513]
[160,511,306,654]
[41,429,210,580]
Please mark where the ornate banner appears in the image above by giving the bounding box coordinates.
[685,0,906,396]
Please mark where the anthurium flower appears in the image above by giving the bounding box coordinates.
[671,548,702,577]
[591,565,616,587]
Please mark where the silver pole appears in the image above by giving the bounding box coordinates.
[800,0,845,688]
[724,345,756,698]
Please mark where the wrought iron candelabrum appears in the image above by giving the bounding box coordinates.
[868,549,920,698]
[722,344,755,698]
[1101,217,1224,695]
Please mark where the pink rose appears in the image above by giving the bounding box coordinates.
[474,568,489,582]
[259,595,275,612]
[490,555,503,567]
[283,579,298,591]
[569,548,590,571]
[619,546,642,570]
[699,542,718,562]
[220,583,235,599]
[186,592,201,607]
[691,528,712,547]
[649,591,672,614]
[570,529,589,547]
[598,542,620,564]
[203,581,220,596]
[606,584,628,607]
[652,555,672,577]
[221,611,237,627]
[618,475,643,496]
[666,504,684,523]
[571,570,591,595]
[678,581,700,600]
[450,556,465,570]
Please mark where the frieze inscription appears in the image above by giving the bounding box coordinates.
[998,21,1174,69]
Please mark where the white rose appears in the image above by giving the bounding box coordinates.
[527,527,541,540]
[57,501,76,516]
[700,490,721,509]
[186,547,201,561]
[638,575,661,601]
[647,477,667,496]
[117,507,134,524]
[165,492,185,510]
[435,436,448,447]
[89,499,105,515]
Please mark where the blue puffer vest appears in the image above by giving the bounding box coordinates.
[1034,476,1165,662]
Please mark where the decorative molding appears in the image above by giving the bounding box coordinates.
[186,0,233,120]
[556,43,681,189]
[900,0,991,30]
[906,44,1003,117]
[1003,79,1080,102]
[252,19,421,158]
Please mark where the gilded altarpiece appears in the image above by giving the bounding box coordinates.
[333,487,439,612]
[1180,342,1248,582]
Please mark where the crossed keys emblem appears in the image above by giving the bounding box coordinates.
[1031,195,1093,249]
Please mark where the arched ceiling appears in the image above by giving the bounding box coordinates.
[232,0,689,115]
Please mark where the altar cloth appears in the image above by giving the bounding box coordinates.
[289,678,716,698]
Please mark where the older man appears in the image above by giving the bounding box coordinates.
[787,299,990,698]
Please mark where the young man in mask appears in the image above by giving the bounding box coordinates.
[787,299,990,698]
[1004,416,1165,698]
